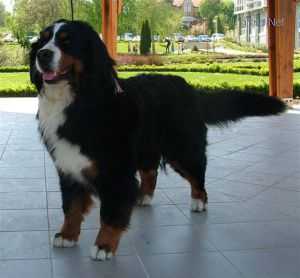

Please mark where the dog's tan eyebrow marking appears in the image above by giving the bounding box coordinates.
[59,32,68,39]
[41,31,50,39]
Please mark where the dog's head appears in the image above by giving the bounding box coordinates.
[30,20,117,95]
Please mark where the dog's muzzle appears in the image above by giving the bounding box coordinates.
[37,49,54,72]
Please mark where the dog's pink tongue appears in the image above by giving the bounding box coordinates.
[43,72,57,81]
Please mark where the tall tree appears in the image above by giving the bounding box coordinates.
[221,0,235,31]
[118,0,137,34]
[66,0,102,32]
[199,0,222,35]
[198,0,234,34]
[119,0,181,37]
[140,20,152,55]
[0,0,6,26]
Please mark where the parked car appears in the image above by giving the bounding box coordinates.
[186,35,198,42]
[2,33,17,43]
[198,35,211,42]
[174,33,184,42]
[122,33,134,41]
[211,33,225,41]
[132,35,141,42]
[28,35,39,44]
[153,35,160,41]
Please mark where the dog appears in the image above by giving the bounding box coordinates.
[29,19,286,261]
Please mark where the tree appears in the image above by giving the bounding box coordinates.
[199,0,222,35]
[140,20,151,55]
[119,0,181,37]
[199,0,234,34]
[7,0,65,47]
[0,0,5,26]
[221,0,235,31]
[65,0,102,32]
[118,0,137,34]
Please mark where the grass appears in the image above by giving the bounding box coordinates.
[117,42,169,54]
[0,71,269,89]
[0,71,272,94]
[119,71,270,87]
[215,39,268,54]
[2,71,300,97]
[0,72,33,90]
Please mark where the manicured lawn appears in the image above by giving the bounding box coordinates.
[117,42,170,54]
[0,71,270,90]
[119,71,270,87]
[2,71,300,94]
[0,72,33,90]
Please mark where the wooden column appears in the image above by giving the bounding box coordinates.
[102,0,122,59]
[268,0,296,99]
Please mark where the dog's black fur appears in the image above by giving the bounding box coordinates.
[30,20,286,257]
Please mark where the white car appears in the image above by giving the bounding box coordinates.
[2,33,17,43]
[132,35,141,42]
[186,35,198,42]
[29,36,39,44]
[211,33,225,41]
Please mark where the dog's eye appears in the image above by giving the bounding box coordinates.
[62,39,71,45]
[59,32,70,45]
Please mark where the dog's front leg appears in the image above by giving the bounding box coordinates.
[53,174,93,248]
[90,175,138,261]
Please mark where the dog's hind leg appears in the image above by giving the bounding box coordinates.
[53,175,93,248]
[168,159,208,212]
[138,169,158,206]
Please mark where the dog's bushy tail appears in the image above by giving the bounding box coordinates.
[196,90,287,125]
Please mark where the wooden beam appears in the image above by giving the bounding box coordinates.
[268,0,296,99]
[102,0,122,59]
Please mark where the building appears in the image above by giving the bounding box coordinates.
[234,0,300,48]
[173,0,202,27]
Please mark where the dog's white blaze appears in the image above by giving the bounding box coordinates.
[36,22,65,72]
[38,82,92,183]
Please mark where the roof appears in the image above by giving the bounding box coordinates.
[173,0,202,8]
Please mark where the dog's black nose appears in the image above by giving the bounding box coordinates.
[37,49,54,67]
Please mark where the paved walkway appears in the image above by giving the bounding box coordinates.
[1,98,300,278]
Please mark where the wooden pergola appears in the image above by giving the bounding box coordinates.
[102,0,297,99]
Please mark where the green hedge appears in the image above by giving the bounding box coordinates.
[3,62,300,77]
[1,83,300,98]
[0,79,296,97]
[0,86,37,97]
[0,66,29,73]
[118,64,269,76]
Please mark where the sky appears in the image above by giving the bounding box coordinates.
[2,0,13,12]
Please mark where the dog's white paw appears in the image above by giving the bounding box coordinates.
[53,234,77,248]
[138,194,153,206]
[191,198,206,212]
[90,245,113,261]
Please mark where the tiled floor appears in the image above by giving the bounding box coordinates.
[1,98,300,278]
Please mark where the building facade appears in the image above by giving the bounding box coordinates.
[234,0,300,48]
[173,0,202,27]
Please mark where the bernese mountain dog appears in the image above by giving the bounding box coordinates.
[29,19,286,261]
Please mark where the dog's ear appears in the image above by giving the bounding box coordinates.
[29,41,43,91]
[83,27,118,96]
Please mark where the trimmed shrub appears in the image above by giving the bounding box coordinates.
[0,66,29,72]
[140,20,152,55]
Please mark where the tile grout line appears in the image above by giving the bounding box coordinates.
[43,150,55,278]
[0,130,13,160]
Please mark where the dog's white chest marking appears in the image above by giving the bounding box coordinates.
[38,82,92,183]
